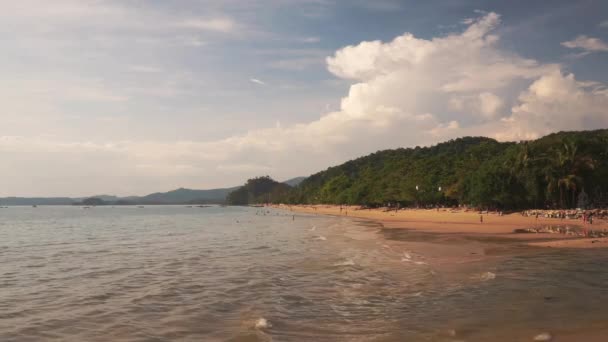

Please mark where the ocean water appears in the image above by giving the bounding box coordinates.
[1,206,608,341]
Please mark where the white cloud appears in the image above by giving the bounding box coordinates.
[496,71,608,140]
[561,35,608,54]
[449,92,504,119]
[0,78,128,105]
[1,11,607,196]
[250,78,266,85]
[600,20,608,28]
[176,18,237,33]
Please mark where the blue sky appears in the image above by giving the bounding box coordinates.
[1,0,607,196]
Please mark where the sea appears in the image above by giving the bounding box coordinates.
[1,205,608,341]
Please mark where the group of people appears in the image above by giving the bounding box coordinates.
[522,209,608,222]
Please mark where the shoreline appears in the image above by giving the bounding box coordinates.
[274,204,608,249]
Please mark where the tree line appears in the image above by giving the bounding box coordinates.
[227,130,608,209]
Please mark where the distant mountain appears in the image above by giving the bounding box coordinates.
[0,197,75,206]
[137,187,238,204]
[85,195,121,202]
[283,176,306,187]
[0,186,239,206]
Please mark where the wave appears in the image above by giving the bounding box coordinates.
[333,259,356,267]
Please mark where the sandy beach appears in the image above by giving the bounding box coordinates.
[276,204,608,249]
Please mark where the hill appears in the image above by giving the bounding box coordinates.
[0,186,238,206]
[282,130,608,210]
[0,197,76,206]
[136,187,238,204]
[227,176,292,205]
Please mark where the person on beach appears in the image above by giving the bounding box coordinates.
[480,214,483,223]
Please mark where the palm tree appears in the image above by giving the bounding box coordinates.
[545,140,595,208]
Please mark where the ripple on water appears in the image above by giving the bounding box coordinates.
[2,206,608,342]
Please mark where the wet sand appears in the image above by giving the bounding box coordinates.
[276,205,608,249]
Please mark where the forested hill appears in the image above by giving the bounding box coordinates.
[282,130,608,209]
[227,176,292,205]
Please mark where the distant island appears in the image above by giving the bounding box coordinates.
[227,130,608,210]
[0,177,306,206]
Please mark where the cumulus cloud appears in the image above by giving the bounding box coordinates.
[2,11,608,196]
[497,71,608,140]
[561,35,608,55]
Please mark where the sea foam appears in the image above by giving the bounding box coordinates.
[255,318,271,330]
[333,259,356,267]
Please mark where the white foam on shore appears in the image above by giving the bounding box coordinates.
[533,332,552,341]
[255,317,271,330]
[479,271,496,281]
[333,259,356,267]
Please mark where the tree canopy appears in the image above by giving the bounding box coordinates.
[258,130,608,209]
[226,176,292,205]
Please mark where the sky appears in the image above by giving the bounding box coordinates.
[1,0,608,197]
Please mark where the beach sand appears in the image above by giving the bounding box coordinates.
[276,204,608,249]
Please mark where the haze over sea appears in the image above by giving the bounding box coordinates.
[2,206,608,341]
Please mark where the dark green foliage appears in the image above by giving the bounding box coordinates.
[281,130,608,209]
[227,176,292,205]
